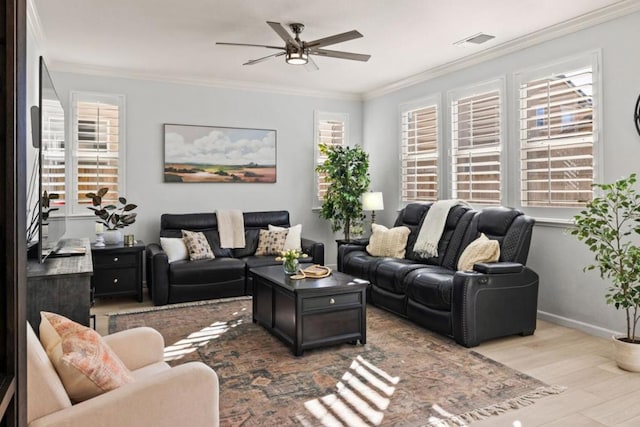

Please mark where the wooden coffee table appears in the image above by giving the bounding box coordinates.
[250,265,369,356]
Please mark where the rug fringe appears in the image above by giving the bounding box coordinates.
[106,295,252,317]
[429,384,567,426]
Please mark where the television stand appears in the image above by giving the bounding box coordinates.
[26,238,93,335]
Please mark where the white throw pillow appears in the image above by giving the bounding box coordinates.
[160,237,189,263]
[269,224,302,251]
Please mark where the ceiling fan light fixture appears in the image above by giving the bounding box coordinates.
[286,50,308,65]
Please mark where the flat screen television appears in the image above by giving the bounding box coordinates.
[27,56,67,262]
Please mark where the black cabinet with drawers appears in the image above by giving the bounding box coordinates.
[91,241,145,302]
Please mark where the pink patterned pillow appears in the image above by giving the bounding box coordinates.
[39,312,135,402]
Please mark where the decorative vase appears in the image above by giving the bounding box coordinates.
[283,258,299,275]
[104,229,123,245]
[612,335,640,372]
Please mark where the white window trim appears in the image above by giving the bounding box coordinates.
[512,50,601,220]
[313,111,349,209]
[67,91,126,217]
[447,77,507,207]
[398,94,442,208]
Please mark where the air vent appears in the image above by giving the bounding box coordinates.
[454,32,496,47]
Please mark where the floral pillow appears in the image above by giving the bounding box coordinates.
[39,311,134,402]
[255,229,288,256]
[181,230,215,261]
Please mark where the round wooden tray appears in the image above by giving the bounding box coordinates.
[290,265,332,280]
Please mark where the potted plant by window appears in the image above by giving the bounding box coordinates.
[570,173,640,371]
[86,187,138,244]
[315,143,370,241]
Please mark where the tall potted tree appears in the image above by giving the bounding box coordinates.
[570,173,640,371]
[316,143,370,241]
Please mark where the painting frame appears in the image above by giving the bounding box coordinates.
[163,123,277,183]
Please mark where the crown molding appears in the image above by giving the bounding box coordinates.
[363,0,640,100]
[48,61,363,101]
[27,0,46,52]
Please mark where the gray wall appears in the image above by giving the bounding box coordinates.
[49,72,363,265]
[362,11,640,337]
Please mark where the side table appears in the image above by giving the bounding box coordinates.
[91,241,145,302]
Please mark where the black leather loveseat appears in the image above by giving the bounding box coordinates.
[146,210,324,306]
[338,203,538,347]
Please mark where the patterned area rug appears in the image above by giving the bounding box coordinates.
[108,297,563,426]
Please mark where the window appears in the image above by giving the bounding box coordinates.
[400,97,439,203]
[450,80,503,205]
[314,112,347,205]
[70,92,125,214]
[517,53,599,208]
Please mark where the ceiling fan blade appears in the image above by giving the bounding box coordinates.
[243,51,286,66]
[266,21,299,48]
[216,42,284,50]
[305,30,363,49]
[305,56,319,72]
[310,48,371,62]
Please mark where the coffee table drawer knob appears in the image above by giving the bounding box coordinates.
[330,298,335,304]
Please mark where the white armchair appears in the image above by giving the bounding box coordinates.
[27,322,219,427]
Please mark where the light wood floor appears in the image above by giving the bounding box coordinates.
[92,296,640,426]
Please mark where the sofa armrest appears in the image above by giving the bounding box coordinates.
[451,267,539,348]
[472,262,524,274]
[102,327,165,370]
[301,237,324,266]
[29,362,219,427]
[337,244,368,272]
[146,243,170,306]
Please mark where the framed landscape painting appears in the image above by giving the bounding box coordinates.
[164,124,277,183]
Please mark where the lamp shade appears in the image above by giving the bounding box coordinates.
[362,192,384,211]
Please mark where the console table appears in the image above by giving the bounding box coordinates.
[26,238,93,335]
[91,241,145,302]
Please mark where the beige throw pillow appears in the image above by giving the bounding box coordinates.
[181,230,215,261]
[255,229,288,256]
[39,312,134,403]
[366,224,411,258]
[269,224,302,251]
[457,233,500,271]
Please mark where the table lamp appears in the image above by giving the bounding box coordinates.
[362,192,384,224]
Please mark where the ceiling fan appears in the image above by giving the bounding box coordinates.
[216,21,371,70]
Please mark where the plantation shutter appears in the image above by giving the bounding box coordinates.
[519,67,594,207]
[401,105,438,202]
[316,114,347,202]
[451,90,502,204]
[72,93,123,212]
[40,98,66,205]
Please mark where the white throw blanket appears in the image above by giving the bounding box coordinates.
[216,209,246,248]
[413,199,470,258]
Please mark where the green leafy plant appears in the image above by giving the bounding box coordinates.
[315,144,370,241]
[570,173,640,343]
[85,187,138,230]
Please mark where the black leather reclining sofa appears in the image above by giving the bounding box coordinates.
[339,203,538,347]
[146,210,324,306]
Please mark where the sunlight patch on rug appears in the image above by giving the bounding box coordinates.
[303,355,399,426]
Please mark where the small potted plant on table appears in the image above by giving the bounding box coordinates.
[86,187,138,244]
[570,173,640,371]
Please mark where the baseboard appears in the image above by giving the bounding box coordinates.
[537,310,623,339]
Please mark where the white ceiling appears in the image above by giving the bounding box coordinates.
[32,0,631,97]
